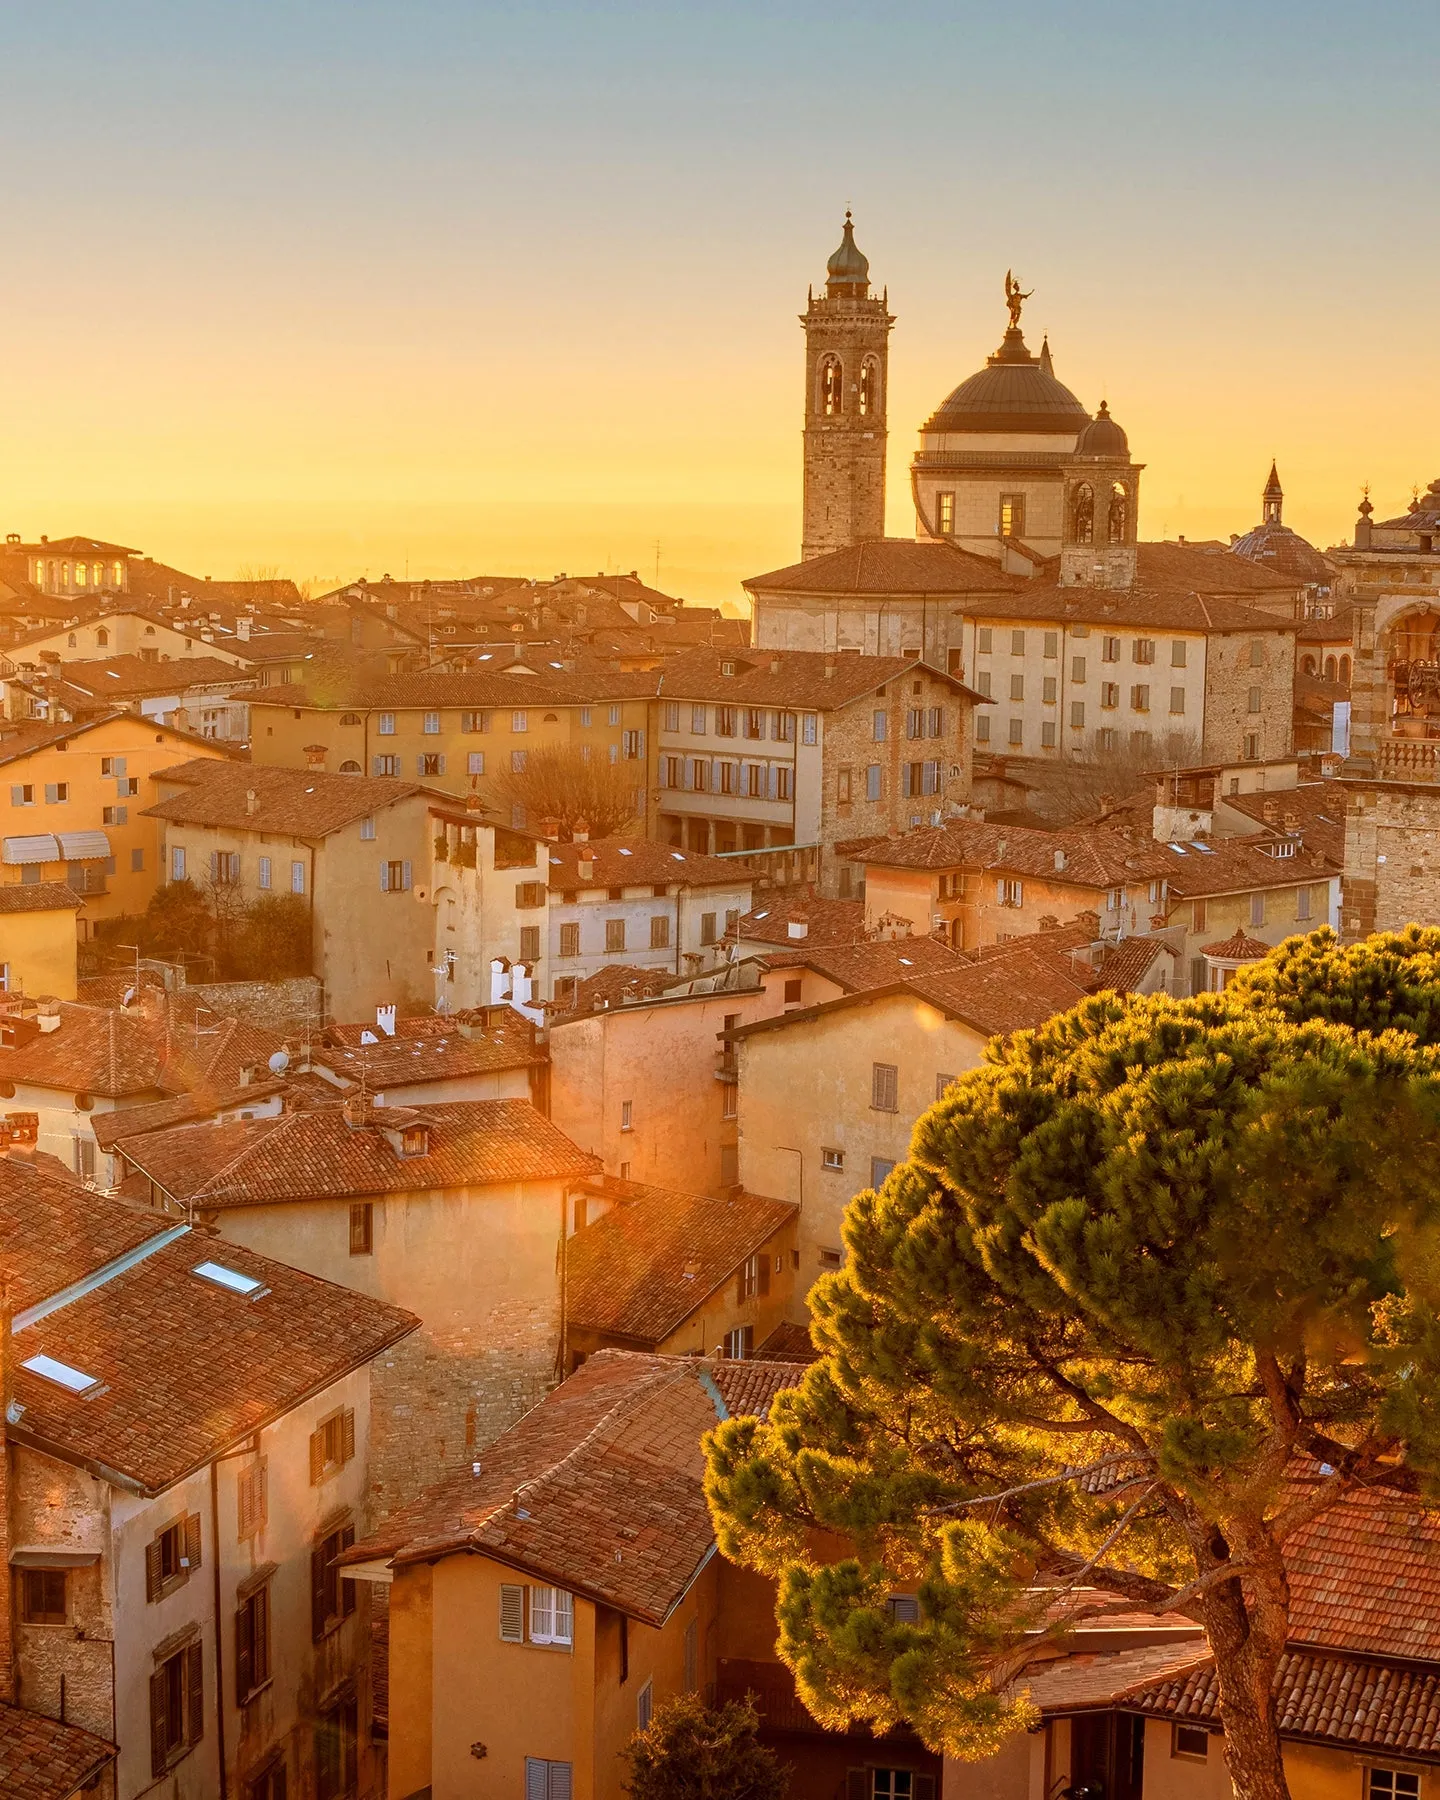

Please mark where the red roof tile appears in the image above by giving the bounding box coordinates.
[744,539,1028,597]
[0,882,83,916]
[545,836,746,892]
[0,1702,115,1800]
[144,759,432,836]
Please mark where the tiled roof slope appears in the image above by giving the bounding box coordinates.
[950,585,1297,634]
[761,934,967,991]
[144,760,431,835]
[1,1164,417,1493]
[0,998,282,1100]
[90,1078,292,1153]
[555,965,678,1016]
[1223,782,1347,864]
[545,837,745,891]
[907,949,1093,1038]
[653,649,982,707]
[744,539,1028,597]
[320,1010,543,1084]
[566,1179,796,1342]
[0,1702,115,1800]
[0,882,83,915]
[0,1157,159,1313]
[345,1351,800,1624]
[1021,1642,1213,1713]
[729,887,866,948]
[40,654,254,697]
[121,1098,598,1207]
[1287,1486,1440,1661]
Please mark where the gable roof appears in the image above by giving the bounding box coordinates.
[318,1009,544,1085]
[18,654,255,699]
[652,649,983,709]
[758,933,968,991]
[0,1160,417,1494]
[545,837,746,892]
[144,759,433,836]
[345,1350,801,1624]
[0,710,238,768]
[119,1098,597,1207]
[744,538,1028,598]
[0,997,283,1101]
[0,882,84,916]
[0,1702,115,1800]
[727,886,867,949]
[565,1178,796,1344]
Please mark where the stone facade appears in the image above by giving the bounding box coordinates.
[801,218,893,560]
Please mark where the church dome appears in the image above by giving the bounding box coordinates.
[826,212,869,288]
[1231,521,1332,585]
[922,328,1089,436]
[1075,400,1128,458]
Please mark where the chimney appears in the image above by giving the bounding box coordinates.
[342,1092,372,1130]
[769,657,781,675]
[786,919,808,940]
[35,1008,60,1036]
[823,660,836,679]
[1054,848,1067,872]
[578,851,596,883]
[571,818,590,844]
[375,1003,397,1037]
[1,1114,38,1158]
[1262,797,1279,824]
[245,789,260,815]
[1283,810,1301,834]
[236,615,252,640]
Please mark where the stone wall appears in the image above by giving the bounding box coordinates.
[1200,626,1296,764]
[183,974,327,1034]
[1341,782,1440,939]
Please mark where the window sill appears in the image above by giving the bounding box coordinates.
[239,1677,274,1707]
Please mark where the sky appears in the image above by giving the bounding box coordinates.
[1,1,1436,607]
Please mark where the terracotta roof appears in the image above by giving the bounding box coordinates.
[566,1178,796,1343]
[756,1319,821,1363]
[728,886,867,948]
[759,933,968,991]
[345,1351,801,1624]
[0,1702,115,1800]
[1298,605,1355,644]
[319,1010,544,1084]
[1021,1641,1214,1713]
[1222,783,1347,863]
[555,964,678,1015]
[0,1156,159,1314]
[744,539,1028,598]
[951,584,1298,634]
[1287,1486,1440,1662]
[652,649,983,709]
[0,997,283,1101]
[0,710,236,766]
[905,950,1094,1037]
[120,1098,598,1208]
[143,760,431,836]
[0,881,83,915]
[1127,1650,1440,1761]
[1201,928,1273,960]
[1133,540,1302,594]
[32,654,255,698]
[545,837,747,892]
[1092,934,1173,993]
[90,1078,292,1153]
[0,1163,417,1493]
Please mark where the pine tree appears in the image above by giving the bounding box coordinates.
[705,964,1440,1800]
[622,1693,788,1800]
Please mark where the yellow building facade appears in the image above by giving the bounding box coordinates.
[0,883,83,998]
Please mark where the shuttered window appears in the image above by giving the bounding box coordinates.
[315,1695,359,1800]
[149,1640,203,1776]
[527,1760,573,1800]
[237,1461,267,1539]
[871,1063,899,1112]
[311,1522,357,1641]
[145,1514,201,1603]
[309,1408,356,1484]
[500,1583,526,1642]
[235,1584,271,1703]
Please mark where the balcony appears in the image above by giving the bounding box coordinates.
[1379,737,1440,781]
[714,1052,738,1084]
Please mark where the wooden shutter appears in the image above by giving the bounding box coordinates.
[341,1525,357,1619]
[150,1666,170,1776]
[846,1772,869,1800]
[525,1759,550,1800]
[914,1777,936,1800]
[379,861,390,891]
[309,1426,325,1485]
[549,1763,573,1800]
[499,1583,525,1642]
[235,1600,253,1704]
[758,1254,770,1296]
[272,1764,288,1800]
[185,1512,202,1574]
[735,1267,746,1305]
[145,1538,162,1603]
[401,860,412,891]
[311,1543,329,1641]
[184,1641,204,1744]
[255,1586,271,1686]
[340,1408,356,1467]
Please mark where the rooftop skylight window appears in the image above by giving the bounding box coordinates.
[1190,841,1215,854]
[618,847,632,856]
[23,1353,100,1394]
[192,1260,266,1298]
[671,852,686,861]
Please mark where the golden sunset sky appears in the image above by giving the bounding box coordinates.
[3,1,1436,606]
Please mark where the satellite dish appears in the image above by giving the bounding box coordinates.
[267,1050,290,1075]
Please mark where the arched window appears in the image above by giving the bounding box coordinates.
[112,562,123,585]
[95,628,109,647]
[820,356,843,417]
[1071,483,1094,545]
[1107,483,1129,544]
[75,563,88,587]
[339,759,362,773]
[67,633,77,648]
[47,563,57,589]
[1340,655,1351,684]
[1301,655,1317,676]
[1324,656,1337,681]
[61,562,71,587]
[859,358,879,417]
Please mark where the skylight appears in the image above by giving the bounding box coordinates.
[899,956,913,966]
[1191,841,1215,854]
[618,847,632,855]
[670,852,686,861]
[192,1260,265,1297]
[23,1353,99,1394]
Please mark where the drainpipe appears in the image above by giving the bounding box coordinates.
[209,1457,228,1799]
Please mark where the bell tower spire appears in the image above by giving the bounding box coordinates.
[800,213,894,561]
[1263,461,1284,525]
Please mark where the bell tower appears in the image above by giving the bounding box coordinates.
[801,213,894,561]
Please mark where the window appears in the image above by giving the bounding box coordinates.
[530,1585,575,1646]
[872,709,887,742]
[559,921,580,958]
[977,627,992,654]
[520,924,541,961]
[315,1695,358,1800]
[1297,885,1313,922]
[291,860,306,895]
[511,710,528,733]
[309,1408,356,1485]
[1131,685,1150,712]
[311,1521,357,1640]
[421,710,441,735]
[715,706,736,738]
[700,912,717,946]
[623,728,643,759]
[1251,892,1266,928]
[935,1073,958,1100]
[1100,682,1119,709]
[1008,719,1023,746]
[738,1252,769,1301]
[1172,1724,1210,1760]
[1133,637,1155,664]
[150,1641,203,1776]
[1244,732,1261,760]
[871,1157,896,1187]
[886,1593,922,1624]
[377,712,395,735]
[101,803,128,826]
[1171,640,1188,668]
[44,783,69,803]
[997,877,1023,907]
[1108,482,1129,543]
[248,1758,287,1800]
[1248,686,1263,713]
[237,1460,267,1538]
[19,1567,66,1624]
[1102,636,1120,662]
[605,918,625,953]
[724,1324,754,1361]
[146,1514,202,1602]
[516,881,546,908]
[526,1760,575,1800]
[866,763,883,799]
[936,491,955,535]
[349,1202,373,1255]
[649,913,670,949]
[420,752,445,776]
[872,1770,935,1800]
[822,1146,844,1171]
[462,709,491,733]
[1071,481,1095,544]
[9,783,34,806]
[1009,673,1024,702]
[1249,639,1265,667]
[235,1582,271,1703]
[801,710,818,746]
[1071,655,1086,683]
[381,860,412,892]
[509,748,529,775]
[974,715,990,743]
[1042,677,1057,704]
[999,494,1025,539]
[1041,722,1057,747]
[871,1063,899,1112]
[1367,1771,1420,1800]
[1170,686,1186,714]
[1068,700,1085,730]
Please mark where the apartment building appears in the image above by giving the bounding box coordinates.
[648,649,986,894]
[1,712,232,928]
[0,1152,416,1800]
[249,663,654,820]
[0,882,83,998]
[113,1095,598,1514]
[3,606,256,669]
[341,1351,944,1800]
[144,760,445,1019]
[430,804,553,1011]
[544,837,753,1006]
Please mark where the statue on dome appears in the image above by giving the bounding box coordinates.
[1004,270,1033,330]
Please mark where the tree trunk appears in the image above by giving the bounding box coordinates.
[1201,1571,1292,1800]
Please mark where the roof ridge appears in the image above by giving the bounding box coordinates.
[189,1109,296,1204]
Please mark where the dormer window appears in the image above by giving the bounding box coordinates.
[401,1126,428,1156]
